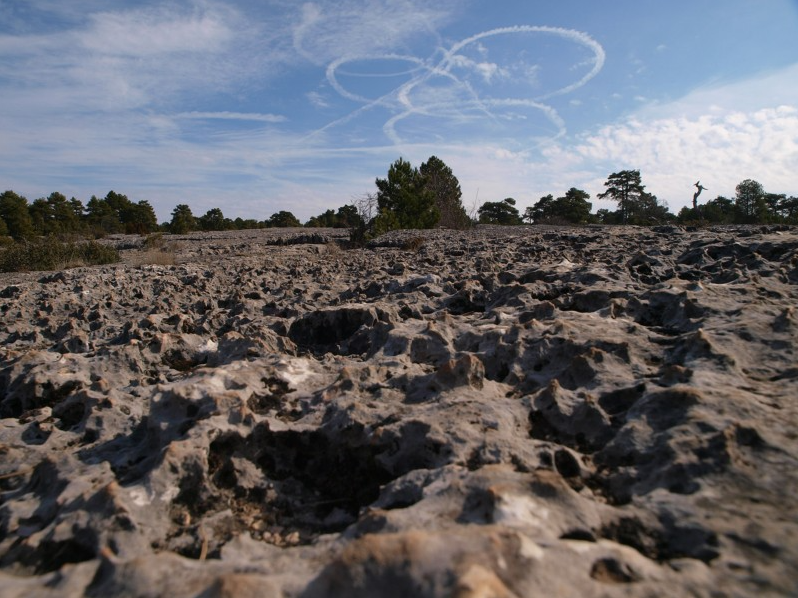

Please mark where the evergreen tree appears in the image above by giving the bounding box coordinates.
[335,205,361,228]
[478,198,523,225]
[306,205,364,229]
[69,198,85,221]
[374,157,439,232]
[627,191,670,225]
[0,190,35,240]
[233,217,262,230]
[763,193,785,222]
[49,192,82,234]
[597,170,645,224]
[86,195,123,235]
[104,190,131,214]
[734,179,765,223]
[703,196,735,223]
[778,196,798,222]
[536,188,593,224]
[596,208,621,224]
[28,197,53,236]
[199,208,228,231]
[268,211,301,228]
[419,156,468,229]
[124,200,159,234]
[25,192,84,236]
[305,209,336,228]
[169,204,197,234]
[526,195,555,223]
[559,188,592,223]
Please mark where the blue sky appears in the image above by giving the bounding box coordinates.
[1,0,797,222]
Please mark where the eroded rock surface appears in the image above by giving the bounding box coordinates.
[1,225,797,596]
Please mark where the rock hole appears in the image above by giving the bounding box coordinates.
[597,383,646,416]
[560,529,596,542]
[54,401,86,430]
[81,428,99,445]
[554,449,581,478]
[288,306,392,355]
[590,557,639,584]
[162,349,204,372]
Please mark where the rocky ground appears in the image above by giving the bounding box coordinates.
[0,224,796,597]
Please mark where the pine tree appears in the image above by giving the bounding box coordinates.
[374,158,439,232]
[0,190,35,240]
[597,170,645,224]
[419,156,468,229]
[169,204,197,234]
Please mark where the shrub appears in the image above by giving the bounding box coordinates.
[80,240,121,265]
[143,232,167,250]
[0,237,120,272]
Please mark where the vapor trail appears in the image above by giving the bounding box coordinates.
[314,24,605,146]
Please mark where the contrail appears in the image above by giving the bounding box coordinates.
[326,54,427,104]
[441,25,605,100]
[176,111,287,123]
[312,24,605,147]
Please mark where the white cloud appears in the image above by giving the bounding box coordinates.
[558,62,798,208]
[81,7,234,57]
[292,0,452,64]
[577,105,797,206]
[0,2,295,115]
[638,62,798,119]
[307,91,331,108]
[449,54,507,83]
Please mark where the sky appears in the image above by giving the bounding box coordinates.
[1,0,797,223]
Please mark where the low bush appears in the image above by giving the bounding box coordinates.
[0,237,119,272]
[143,232,167,250]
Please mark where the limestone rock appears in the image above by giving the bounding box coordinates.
[1,225,797,596]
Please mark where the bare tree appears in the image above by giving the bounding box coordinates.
[349,192,378,245]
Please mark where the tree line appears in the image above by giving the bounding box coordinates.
[475,171,797,227]
[0,190,323,241]
[2,162,796,243]
[350,161,797,233]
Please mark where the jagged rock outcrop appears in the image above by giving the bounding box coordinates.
[1,225,797,596]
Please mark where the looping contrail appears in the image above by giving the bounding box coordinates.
[315,25,605,147]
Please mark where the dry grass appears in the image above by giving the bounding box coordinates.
[324,240,342,259]
[136,249,177,266]
[134,233,179,266]
[402,236,426,252]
